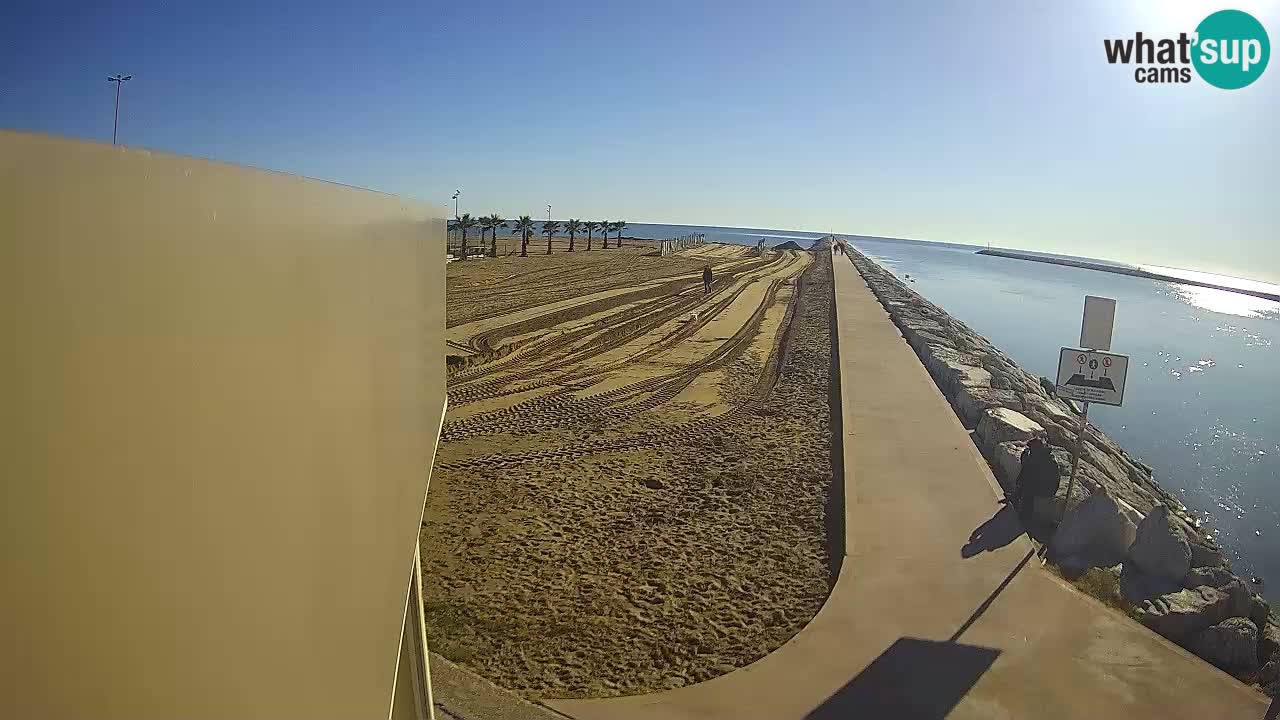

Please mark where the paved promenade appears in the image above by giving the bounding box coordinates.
[547,250,1268,719]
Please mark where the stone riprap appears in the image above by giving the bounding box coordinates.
[843,246,1277,690]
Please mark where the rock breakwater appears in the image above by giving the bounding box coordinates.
[842,246,1278,693]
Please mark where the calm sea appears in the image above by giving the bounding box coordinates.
[637,223,1280,600]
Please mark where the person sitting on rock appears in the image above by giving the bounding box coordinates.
[1006,435,1061,532]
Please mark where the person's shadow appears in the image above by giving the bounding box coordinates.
[962,504,1025,558]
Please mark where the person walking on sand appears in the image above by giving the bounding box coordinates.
[1004,434,1060,537]
[702,264,713,294]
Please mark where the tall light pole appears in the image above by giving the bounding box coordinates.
[546,204,552,222]
[107,74,132,145]
[452,190,460,219]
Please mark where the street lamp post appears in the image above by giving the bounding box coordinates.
[547,204,551,222]
[452,190,460,219]
[107,74,132,145]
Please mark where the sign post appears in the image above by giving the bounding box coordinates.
[1061,400,1090,525]
[1054,296,1126,528]
[1056,347,1128,516]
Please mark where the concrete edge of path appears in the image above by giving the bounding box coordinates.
[430,652,573,720]
[545,247,1269,719]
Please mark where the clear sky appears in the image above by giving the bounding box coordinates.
[3,0,1277,282]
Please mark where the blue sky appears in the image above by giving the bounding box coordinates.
[3,0,1277,282]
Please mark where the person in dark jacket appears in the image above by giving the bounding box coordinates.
[702,264,713,294]
[1007,435,1060,527]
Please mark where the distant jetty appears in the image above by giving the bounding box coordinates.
[975,249,1280,304]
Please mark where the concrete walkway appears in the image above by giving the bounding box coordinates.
[548,250,1267,719]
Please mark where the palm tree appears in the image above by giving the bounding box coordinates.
[543,220,561,255]
[451,213,477,260]
[474,216,489,255]
[513,215,535,257]
[613,221,627,248]
[482,214,507,257]
[585,221,602,251]
[600,222,611,249]
[473,213,486,253]
[565,219,583,252]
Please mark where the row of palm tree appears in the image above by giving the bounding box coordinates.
[449,215,628,259]
[447,213,505,261]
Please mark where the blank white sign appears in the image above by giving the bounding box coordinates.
[1080,295,1116,351]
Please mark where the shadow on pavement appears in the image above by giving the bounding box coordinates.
[805,638,1000,720]
[949,548,1037,643]
[805,546,1036,718]
[961,505,1024,557]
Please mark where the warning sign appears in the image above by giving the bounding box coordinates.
[1056,347,1128,406]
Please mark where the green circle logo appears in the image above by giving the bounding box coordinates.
[1193,9,1270,89]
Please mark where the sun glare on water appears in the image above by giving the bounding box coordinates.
[1142,264,1280,318]
[1169,284,1280,318]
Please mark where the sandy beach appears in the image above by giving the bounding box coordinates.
[421,241,836,698]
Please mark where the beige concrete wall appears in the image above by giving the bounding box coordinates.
[0,131,445,719]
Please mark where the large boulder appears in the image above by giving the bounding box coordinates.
[1261,620,1280,664]
[940,360,992,394]
[1077,439,1122,480]
[986,368,1019,391]
[976,408,1043,451]
[919,345,988,391]
[1030,474,1091,528]
[1166,510,1209,550]
[1020,403,1088,456]
[1189,541,1227,568]
[990,440,1026,493]
[1188,618,1259,675]
[1260,658,1279,687]
[1132,581,1253,640]
[1034,421,1080,458]
[948,331,982,354]
[907,332,952,361]
[954,387,1024,427]
[995,371,1044,397]
[1051,492,1136,564]
[1183,565,1236,589]
[1032,396,1076,425]
[1120,562,1183,603]
[1222,579,1257,617]
[921,346,972,376]
[1249,594,1271,630]
[1114,497,1145,527]
[1129,505,1191,583]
